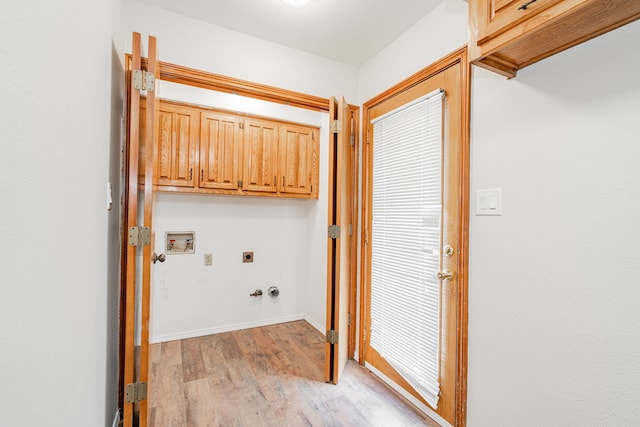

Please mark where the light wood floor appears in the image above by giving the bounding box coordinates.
[149,320,439,426]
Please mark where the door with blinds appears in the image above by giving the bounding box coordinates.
[361,49,469,426]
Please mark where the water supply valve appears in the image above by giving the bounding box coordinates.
[268,286,280,297]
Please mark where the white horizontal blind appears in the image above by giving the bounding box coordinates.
[370,89,444,408]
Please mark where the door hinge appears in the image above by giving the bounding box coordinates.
[348,313,352,326]
[128,226,151,247]
[350,133,354,146]
[348,224,353,236]
[124,381,147,404]
[328,225,341,239]
[326,330,339,345]
[132,70,155,91]
[330,120,342,133]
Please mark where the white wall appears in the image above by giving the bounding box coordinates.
[357,0,468,103]
[0,0,124,426]
[125,0,358,101]
[468,20,640,426]
[124,0,352,341]
[360,1,640,425]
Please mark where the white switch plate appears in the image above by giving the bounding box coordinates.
[476,188,502,215]
[204,253,212,266]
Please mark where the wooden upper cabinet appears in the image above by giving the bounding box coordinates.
[469,0,640,78]
[200,111,241,190]
[140,99,319,198]
[242,118,279,193]
[279,124,318,196]
[156,104,198,188]
[476,0,562,43]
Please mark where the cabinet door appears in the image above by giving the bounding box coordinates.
[477,0,563,42]
[279,124,317,196]
[156,104,198,188]
[200,111,241,190]
[242,118,279,193]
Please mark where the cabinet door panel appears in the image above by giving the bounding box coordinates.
[200,112,240,190]
[156,105,197,187]
[477,0,563,42]
[280,125,316,195]
[243,118,279,193]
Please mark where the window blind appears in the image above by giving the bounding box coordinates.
[370,89,444,408]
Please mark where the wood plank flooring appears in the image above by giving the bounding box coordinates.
[149,320,439,427]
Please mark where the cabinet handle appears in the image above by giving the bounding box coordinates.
[201,169,204,181]
[518,0,537,10]
[283,176,285,187]
[189,168,192,180]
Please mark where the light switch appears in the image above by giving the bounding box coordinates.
[204,253,212,266]
[476,188,502,215]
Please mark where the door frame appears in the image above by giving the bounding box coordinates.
[359,46,470,426]
[119,51,360,420]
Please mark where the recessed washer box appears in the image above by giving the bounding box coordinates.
[165,231,195,254]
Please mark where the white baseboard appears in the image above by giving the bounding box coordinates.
[150,314,306,343]
[364,362,452,427]
[303,314,325,335]
[111,410,120,427]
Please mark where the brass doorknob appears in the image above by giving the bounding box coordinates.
[436,269,454,281]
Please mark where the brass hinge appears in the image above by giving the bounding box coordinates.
[350,133,354,146]
[328,225,340,239]
[326,330,339,345]
[348,313,352,326]
[124,381,147,404]
[132,70,155,91]
[128,226,151,247]
[348,224,353,236]
[330,120,342,133]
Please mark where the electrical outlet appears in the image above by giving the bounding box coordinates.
[204,253,212,266]
[243,251,254,263]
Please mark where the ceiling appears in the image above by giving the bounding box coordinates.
[137,0,443,66]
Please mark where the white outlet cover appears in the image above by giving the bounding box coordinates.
[476,188,502,215]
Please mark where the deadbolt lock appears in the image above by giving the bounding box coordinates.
[443,245,454,257]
